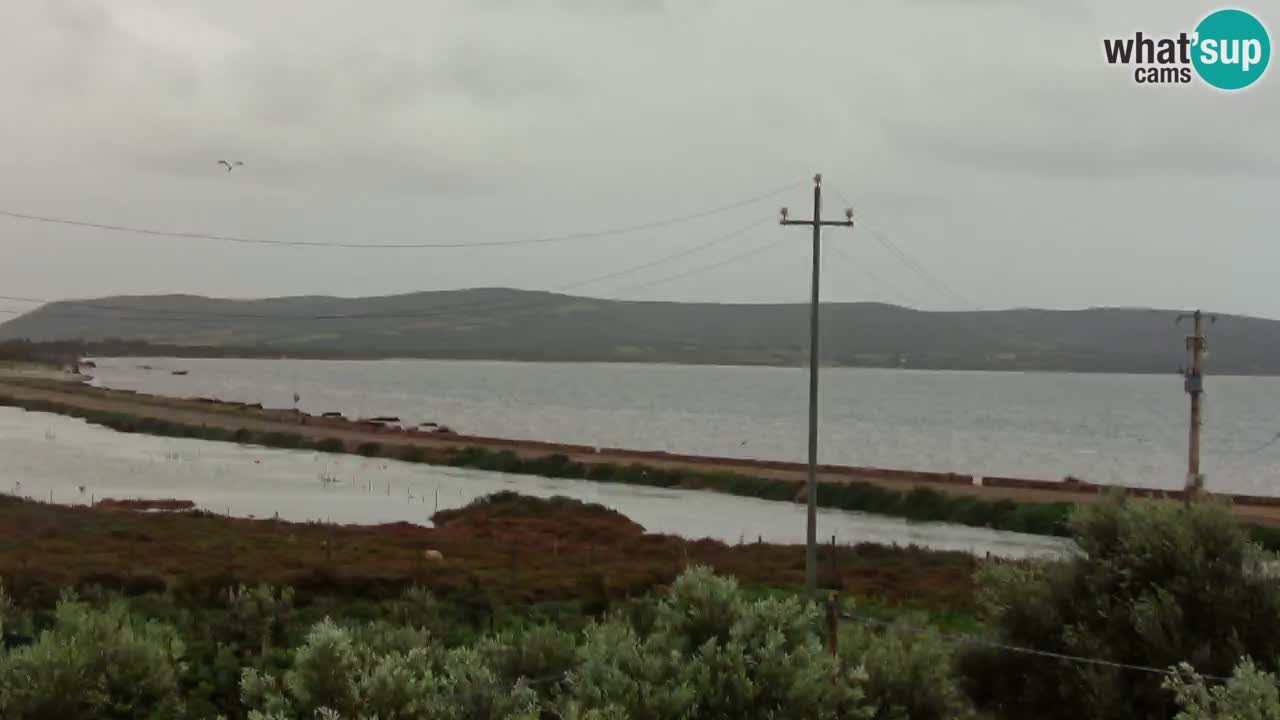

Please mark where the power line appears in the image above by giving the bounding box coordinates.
[0,219,770,324]
[826,185,978,309]
[839,611,1231,684]
[613,234,782,293]
[557,218,769,292]
[0,182,800,251]
[825,242,911,306]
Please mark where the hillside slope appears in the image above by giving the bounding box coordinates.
[1,289,1275,373]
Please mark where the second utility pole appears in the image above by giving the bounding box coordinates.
[1177,309,1214,501]
[781,173,854,594]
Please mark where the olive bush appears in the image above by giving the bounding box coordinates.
[1165,658,1280,720]
[239,618,538,720]
[560,566,872,720]
[959,494,1280,720]
[840,617,975,720]
[0,595,186,720]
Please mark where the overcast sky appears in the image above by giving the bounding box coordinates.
[0,0,1277,319]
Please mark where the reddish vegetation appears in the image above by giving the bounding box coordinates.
[431,493,645,546]
[0,492,978,611]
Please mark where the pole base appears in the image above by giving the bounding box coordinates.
[1184,473,1205,503]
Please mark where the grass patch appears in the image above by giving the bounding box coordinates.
[311,437,346,453]
[396,445,426,462]
[260,431,306,450]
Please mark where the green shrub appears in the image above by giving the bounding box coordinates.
[445,447,490,468]
[479,623,579,697]
[200,426,237,443]
[959,494,1280,720]
[261,432,306,450]
[396,445,426,463]
[0,597,187,719]
[492,450,524,474]
[899,487,951,522]
[841,615,976,720]
[526,454,583,479]
[312,437,346,453]
[586,463,617,482]
[1166,658,1280,719]
[239,618,538,720]
[562,566,872,720]
[355,442,383,457]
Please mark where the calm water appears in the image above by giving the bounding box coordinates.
[86,357,1280,495]
[0,408,1068,559]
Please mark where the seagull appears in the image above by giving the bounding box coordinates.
[217,160,244,172]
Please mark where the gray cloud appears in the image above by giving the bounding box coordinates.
[0,0,1278,319]
[889,78,1280,179]
[899,0,1095,21]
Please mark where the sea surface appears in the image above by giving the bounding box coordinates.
[86,357,1280,495]
[0,407,1068,559]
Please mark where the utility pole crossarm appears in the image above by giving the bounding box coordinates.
[781,219,855,227]
[778,172,857,596]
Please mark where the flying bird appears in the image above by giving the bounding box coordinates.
[217,160,244,172]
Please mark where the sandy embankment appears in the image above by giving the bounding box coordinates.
[2,370,1278,527]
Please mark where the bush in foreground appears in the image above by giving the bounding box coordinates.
[560,566,872,720]
[1165,658,1280,719]
[0,567,899,719]
[0,595,187,719]
[840,616,975,720]
[959,493,1280,720]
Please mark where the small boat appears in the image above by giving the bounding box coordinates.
[171,370,189,376]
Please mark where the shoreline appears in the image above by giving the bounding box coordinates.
[4,372,1280,538]
[87,351,1280,378]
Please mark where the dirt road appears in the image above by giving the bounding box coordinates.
[3,374,1278,526]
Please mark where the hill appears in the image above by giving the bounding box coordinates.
[1,288,1276,374]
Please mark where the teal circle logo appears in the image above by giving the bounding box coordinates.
[1192,9,1270,90]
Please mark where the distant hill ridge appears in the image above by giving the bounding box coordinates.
[2,288,1278,374]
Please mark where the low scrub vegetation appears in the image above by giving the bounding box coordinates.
[4,496,1280,718]
[0,491,978,614]
[959,494,1280,720]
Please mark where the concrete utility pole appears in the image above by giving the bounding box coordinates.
[1177,309,1215,500]
[780,174,854,594]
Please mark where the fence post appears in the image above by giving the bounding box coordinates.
[511,546,519,588]
[831,534,840,585]
[826,591,840,657]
